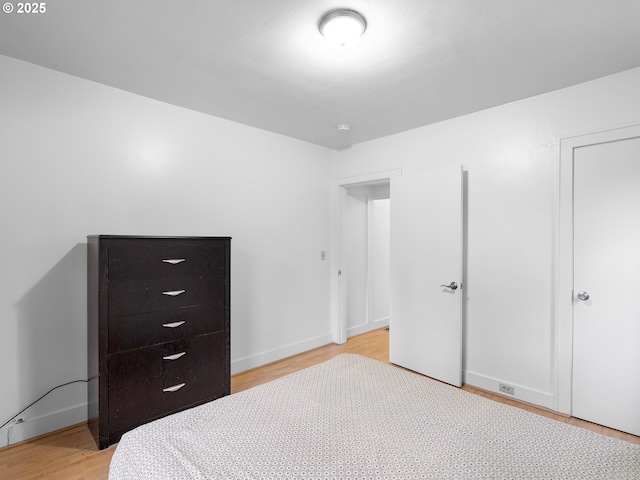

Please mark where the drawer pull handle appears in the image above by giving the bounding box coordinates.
[162,289,186,297]
[163,352,186,361]
[162,259,186,265]
[163,383,186,393]
[162,321,185,328]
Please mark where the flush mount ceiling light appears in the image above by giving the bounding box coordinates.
[319,9,367,48]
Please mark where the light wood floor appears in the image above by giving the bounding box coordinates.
[1,328,637,479]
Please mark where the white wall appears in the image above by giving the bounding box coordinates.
[367,185,390,327]
[332,66,640,410]
[342,188,368,332]
[0,55,333,444]
[370,197,390,323]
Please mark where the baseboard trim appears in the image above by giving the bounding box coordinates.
[2,335,334,445]
[464,370,555,410]
[0,421,89,452]
[231,333,334,375]
[0,403,87,447]
[347,318,389,338]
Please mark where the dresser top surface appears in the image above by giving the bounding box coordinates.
[88,235,232,240]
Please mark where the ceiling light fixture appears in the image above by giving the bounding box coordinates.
[319,9,367,48]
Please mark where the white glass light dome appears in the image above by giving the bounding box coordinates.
[319,9,367,48]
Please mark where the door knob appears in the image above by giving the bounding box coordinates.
[577,291,590,301]
[440,282,458,290]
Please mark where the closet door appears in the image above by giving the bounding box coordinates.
[572,136,640,436]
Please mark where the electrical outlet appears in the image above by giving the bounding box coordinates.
[499,383,515,395]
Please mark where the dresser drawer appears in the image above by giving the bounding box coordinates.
[108,360,227,432]
[108,242,226,280]
[108,275,225,317]
[108,303,225,353]
[108,332,227,388]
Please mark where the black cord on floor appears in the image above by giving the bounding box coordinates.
[1,379,89,430]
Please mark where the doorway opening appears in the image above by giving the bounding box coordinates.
[334,166,465,387]
[332,168,401,345]
[341,182,390,339]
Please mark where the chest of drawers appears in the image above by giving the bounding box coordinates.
[87,236,230,449]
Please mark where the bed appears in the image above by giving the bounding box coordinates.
[109,354,640,479]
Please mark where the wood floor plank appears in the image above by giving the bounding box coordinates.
[1,328,637,479]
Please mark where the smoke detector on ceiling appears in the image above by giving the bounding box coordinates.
[337,124,351,132]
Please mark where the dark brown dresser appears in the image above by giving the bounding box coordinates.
[87,235,230,449]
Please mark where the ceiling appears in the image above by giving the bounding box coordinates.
[2,0,640,149]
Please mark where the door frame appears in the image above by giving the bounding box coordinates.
[331,168,402,344]
[557,123,640,414]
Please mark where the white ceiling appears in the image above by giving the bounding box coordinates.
[2,0,640,149]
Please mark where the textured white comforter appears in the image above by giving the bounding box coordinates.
[109,354,640,479]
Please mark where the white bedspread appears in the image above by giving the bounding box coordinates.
[109,354,640,479]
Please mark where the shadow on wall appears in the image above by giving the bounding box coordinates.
[15,243,88,421]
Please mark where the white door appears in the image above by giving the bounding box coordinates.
[572,136,640,436]
[390,166,463,387]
